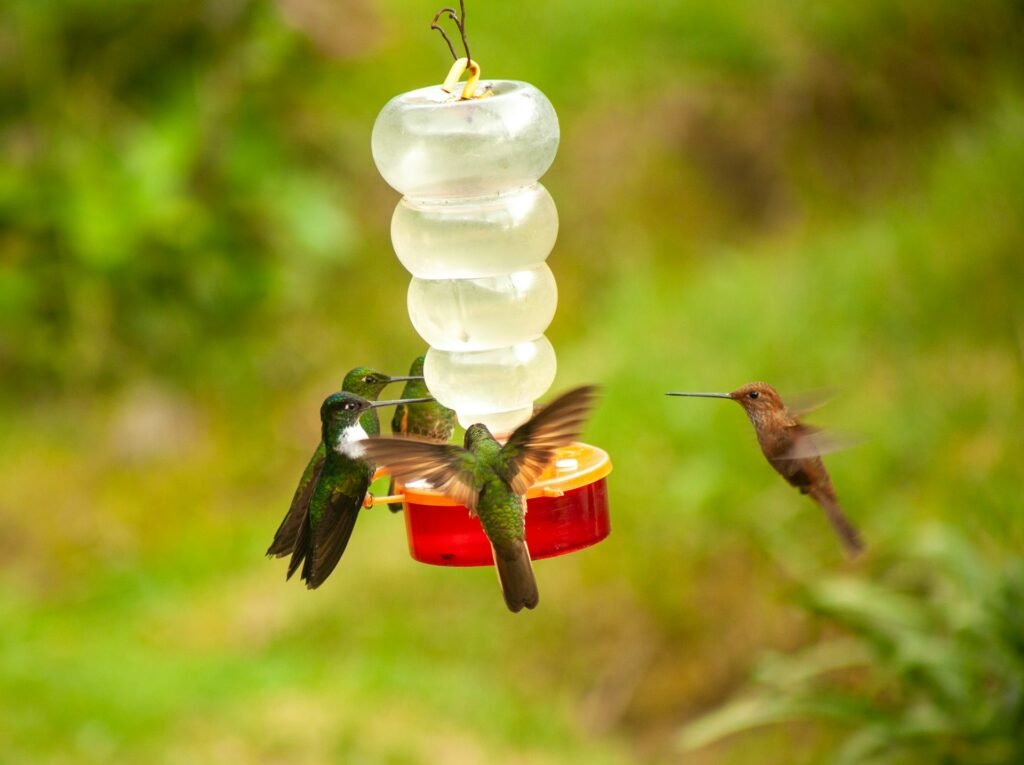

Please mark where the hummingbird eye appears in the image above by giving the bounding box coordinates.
[344,402,356,411]
[748,390,760,400]
[362,375,373,384]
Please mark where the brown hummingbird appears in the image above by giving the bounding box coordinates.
[667,382,865,556]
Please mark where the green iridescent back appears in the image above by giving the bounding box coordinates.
[466,426,526,548]
[391,356,456,442]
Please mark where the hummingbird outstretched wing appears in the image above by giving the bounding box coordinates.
[785,387,837,418]
[360,437,479,512]
[387,399,412,513]
[778,423,865,461]
[498,385,600,496]
[284,462,324,581]
[268,444,325,558]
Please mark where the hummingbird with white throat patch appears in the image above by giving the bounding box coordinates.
[667,382,864,557]
[268,390,434,588]
[361,385,600,612]
[267,367,422,561]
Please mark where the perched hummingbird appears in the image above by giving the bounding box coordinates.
[388,355,457,511]
[361,385,600,612]
[268,391,433,588]
[667,382,865,557]
[266,367,422,567]
[345,366,425,436]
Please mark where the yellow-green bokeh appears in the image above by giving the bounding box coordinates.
[1,1,1022,763]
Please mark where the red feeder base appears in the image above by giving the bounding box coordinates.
[388,442,612,567]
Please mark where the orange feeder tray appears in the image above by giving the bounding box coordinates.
[370,443,612,567]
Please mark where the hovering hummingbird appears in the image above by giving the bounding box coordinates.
[361,385,600,612]
[667,382,865,557]
[268,391,434,588]
[266,367,422,569]
[388,355,457,511]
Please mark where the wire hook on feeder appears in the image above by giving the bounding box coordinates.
[431,1,486,100]
[431,2,470,65]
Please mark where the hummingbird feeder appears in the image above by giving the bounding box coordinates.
[367,3,612,566]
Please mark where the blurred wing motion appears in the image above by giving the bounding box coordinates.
[779,424,865,461]
[267,447,324,558]
[387,403,411,512]
[499,385,601,496]
[387,392,457,512]
[360,437,479,512]
[784,387,837,419]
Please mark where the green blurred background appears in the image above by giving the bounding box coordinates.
[2,1,1023,763]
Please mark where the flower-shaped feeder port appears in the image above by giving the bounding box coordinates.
[370,442,611,566]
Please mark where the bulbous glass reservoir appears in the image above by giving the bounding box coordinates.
[407,264,557,352]
[391,184,558,279]
[373,80,560,433]
[372,81,558,198]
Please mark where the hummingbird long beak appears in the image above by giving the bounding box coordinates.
[666,392,732,399]
[371,396,435,408]
[387,375,425,383]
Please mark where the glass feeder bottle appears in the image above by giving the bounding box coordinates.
[372,73,560,435]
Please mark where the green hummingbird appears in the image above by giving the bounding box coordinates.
[266,367,422,565]
[361,385,600,612]
[387,355,457,511]
[269,390,434,588]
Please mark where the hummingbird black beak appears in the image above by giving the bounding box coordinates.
[666,392,732,399]
[387,375,425,383]
[371,396,435,408]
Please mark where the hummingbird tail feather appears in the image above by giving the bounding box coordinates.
[811,488,865,558]
[305,506,360,589]
[387,477,403,513]
[491,541,539,613]
[286,516,310,580]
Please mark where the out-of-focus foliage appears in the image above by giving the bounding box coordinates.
[1,1,1023,764]
[2,0,371,392]
[680,527,1024,764]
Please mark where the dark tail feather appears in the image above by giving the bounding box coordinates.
[811,487,865,558]
[491,541,539,612]
[267,506,304,557]
[304,505,360,589]
[287,511,310,580]
[387,477,404,513]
